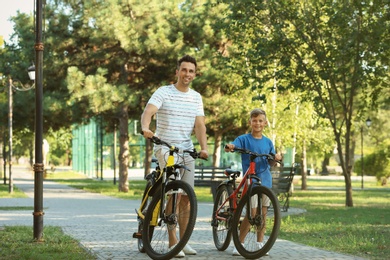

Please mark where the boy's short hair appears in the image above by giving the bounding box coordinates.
[177,55,197,69]
[250,108,266,118]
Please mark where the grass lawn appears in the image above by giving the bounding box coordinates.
[0,183,28,198]
[0,226,95,260]
[1,170,389,259]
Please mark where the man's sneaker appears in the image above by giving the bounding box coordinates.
[183,244,197,255]
[232,243,244,256]
[169,245,185,258]
[257,242,269,256]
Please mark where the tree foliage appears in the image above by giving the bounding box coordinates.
[1,0,388,200]
[61,0,235,190]
[222,0,389,206]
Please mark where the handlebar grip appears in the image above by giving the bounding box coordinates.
[141,132,162,145]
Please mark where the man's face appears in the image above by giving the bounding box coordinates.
[250,114,267,133]
[176,61,196,86]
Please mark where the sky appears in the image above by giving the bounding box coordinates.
[0,1,34,42]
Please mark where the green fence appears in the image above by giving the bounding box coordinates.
[72,119,145,178]
[71,118,294,178]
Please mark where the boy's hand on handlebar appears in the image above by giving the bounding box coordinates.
[270,153,283,166]
[224,144,235,152]
[275,153,282,161]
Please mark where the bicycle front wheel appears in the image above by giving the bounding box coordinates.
[231,185,281,259]
[211,183,233,251]
[142,180,197,260]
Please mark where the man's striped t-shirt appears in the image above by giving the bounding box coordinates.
[147,84,204,150]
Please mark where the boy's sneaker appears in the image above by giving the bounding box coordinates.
[257,242,269,256]
[169,245,185,258]
[183,244,197,255]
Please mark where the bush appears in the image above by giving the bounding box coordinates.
[354,145,390,183]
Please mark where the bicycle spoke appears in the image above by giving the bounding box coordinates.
[142,181,197,260]
[212,184,233,251]
[232,186,281,259]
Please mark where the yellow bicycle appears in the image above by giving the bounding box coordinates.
[133,158,161,253]
[137,135,204,260]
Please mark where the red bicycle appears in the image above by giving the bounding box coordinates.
[211,147,282,259]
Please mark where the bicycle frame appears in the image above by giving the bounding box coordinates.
[136,167,162,219]
[151,145,181,226]
[147,136,201,227]
[214,154,259,223]
[135,144,182,225]
[137,135,203,258]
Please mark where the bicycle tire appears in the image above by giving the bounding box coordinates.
[211,183,233,251]
[142,180,197,260]
[137,179,154,253]
[231,185,281,259]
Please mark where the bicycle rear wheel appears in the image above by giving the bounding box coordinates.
[211,183,233,251]
[231,185,281,259]
[136,178,155,253]
[142,180,197,260]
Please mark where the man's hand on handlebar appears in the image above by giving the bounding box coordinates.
[199,150,209,160]
[142,131,209,160]
[142,129,154,139]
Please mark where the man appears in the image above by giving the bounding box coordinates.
[141,54,208,257]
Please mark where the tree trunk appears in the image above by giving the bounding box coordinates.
[321,156,330,175]
[143,138,153,177]
[336,138,353,207]
[344,167,353,206]
[118,104,129,192]
[301,139,307,190]
[212,133,223,167]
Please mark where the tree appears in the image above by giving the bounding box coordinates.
[222,0,389,206]
[65,0,235,190]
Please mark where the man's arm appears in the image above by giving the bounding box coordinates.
[194,115,208,159]
[141,103,158,138]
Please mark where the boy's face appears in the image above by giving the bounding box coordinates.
[249,114,267,133]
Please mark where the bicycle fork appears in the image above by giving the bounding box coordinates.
[245,180,264,226]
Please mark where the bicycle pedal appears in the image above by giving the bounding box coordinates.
[132,232,142,239]
[218,211,231,218]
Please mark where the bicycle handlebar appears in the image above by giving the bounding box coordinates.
[143,132,206,160]
[225,145,282,164]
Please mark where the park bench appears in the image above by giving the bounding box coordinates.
[194,165,297,212]
[194,166,228,199]
[271,166,297,212]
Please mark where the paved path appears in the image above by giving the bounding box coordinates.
[0,167,366,260]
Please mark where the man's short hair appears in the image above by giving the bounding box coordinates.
[250,108,266,118]
[177,55,197,69]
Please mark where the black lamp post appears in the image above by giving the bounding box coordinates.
[33,0,44,241]
[361,118,372,189]
[6,66,35,194]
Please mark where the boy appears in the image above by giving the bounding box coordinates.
[225,108,282,256]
